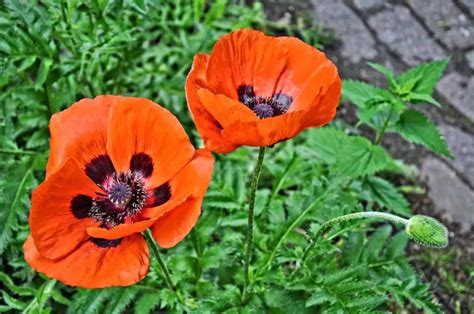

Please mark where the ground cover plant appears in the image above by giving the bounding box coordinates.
[0,0,455,313]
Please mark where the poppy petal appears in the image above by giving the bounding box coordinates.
[274,37,332,104]
[206,28,288,99]
[150,197,203,248]
[221,110,308,147]
[24,234,149,288]
[197,88,256,128]
[29,159,100,260]
[46,96,116,177]
[142,149,213,219]
[86,218,158,240]
[106,97,195,189]
[186,54,238,153]
[288,61,341,116]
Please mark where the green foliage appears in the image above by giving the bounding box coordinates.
[343,59,450,157]
[394,109,451,157]
[0,0,452,313]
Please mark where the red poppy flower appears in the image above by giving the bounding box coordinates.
[24,96,214,288]
[186,28,341,153]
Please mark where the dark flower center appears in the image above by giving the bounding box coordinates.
[90,171,147,227]
[71,153,172,247]
[237,85,293,119]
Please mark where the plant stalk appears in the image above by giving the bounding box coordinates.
[143,230,183,302]
[242,146,266,303]
[301,211,408,264]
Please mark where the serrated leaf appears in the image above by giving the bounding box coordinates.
[394,110,451,157]
[309,128,391,177]
[386,231,409,259]
[361,225,392,262]
[335,137,390,177]
[364,176,411,217]
[406,93,441,107]
[306,288,332,307]
[342,80,391,108]
[367,62,398,88]
[134,292,161,314]
[398,59,449,95]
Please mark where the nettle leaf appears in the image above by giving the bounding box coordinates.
[367,62,398,89]
[394,110,451,157]
[398,59,449,95]
[342,80,391,108]
[405,93,441,107]
[363,176,411,217]
[309,128,391,177]
[335,136,390,177]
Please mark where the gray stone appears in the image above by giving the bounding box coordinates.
[420,158,474,232]
[458,0,474,16]
[311,0,377,63]
[408,0,474,49]
[437,72,474,122]
[368,6,446,65]
[466,49,474,70]
[440,125,474,187]
[353,0,384,11]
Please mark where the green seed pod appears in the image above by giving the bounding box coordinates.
[405,215,448,248]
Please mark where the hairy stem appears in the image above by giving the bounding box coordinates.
[144,230,183,302]
[301,211,408,263]
[242,146,266,303]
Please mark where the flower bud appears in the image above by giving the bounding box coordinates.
[405,215,448,248]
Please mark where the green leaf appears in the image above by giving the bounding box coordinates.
[364,176,411,217]
[309,128,391,177]
[386,231,409,259]
[35,58,52,88]
[134,292,161,314]
[306,288,331,307]
[0,157,35,254]
[342,80,390,108]
[398,59,449,95]
[335,137,391,178]
[367,62,398,88]
[394,110,451,157]
[405,93,441,107]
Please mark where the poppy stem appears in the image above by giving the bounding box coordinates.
[300,212,409,266]
[143,230,183,302]
[242,146,266,303]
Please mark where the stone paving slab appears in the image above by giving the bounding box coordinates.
[352,0,385,11]
[421,158,474,232]
[311,0,377,63]
[458,0,474,16]
[437,72,474,122]
[440,124,474,187]
[367,6,446,65]
[408,0,474,49]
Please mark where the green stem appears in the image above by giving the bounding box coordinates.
[242,146,266,303]
[374,105,395,145]
[301,211,408,264]
[143,230,183,302]
[258,189,330,275]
